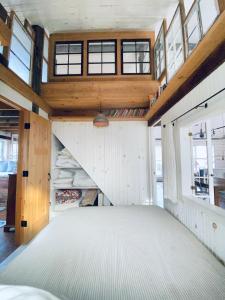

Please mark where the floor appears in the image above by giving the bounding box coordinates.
[0,228,17,264]
[0,206,225,300]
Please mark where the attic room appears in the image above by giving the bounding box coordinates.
[0,0,225,299]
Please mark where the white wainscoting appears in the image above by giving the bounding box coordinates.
[161,62,225,264]
[165,198,225,264]
[53,121,150,206]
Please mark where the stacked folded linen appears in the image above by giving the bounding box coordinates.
[73,170,96,187]
[55,148,80,168]
[53,177,73,188]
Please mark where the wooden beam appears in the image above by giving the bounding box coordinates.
[146,11,225,124]
[0,64,52,114]
[41,79,159,110]
[218,0,225,13]
[0,18,11,46]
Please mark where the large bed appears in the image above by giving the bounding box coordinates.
[0,206,225,300]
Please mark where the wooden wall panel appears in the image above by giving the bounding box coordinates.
[0,18,11,46]
[41,79,159,110]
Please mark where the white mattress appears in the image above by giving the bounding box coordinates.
[0,206,225,300]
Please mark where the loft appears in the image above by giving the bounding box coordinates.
[0,1,225,299]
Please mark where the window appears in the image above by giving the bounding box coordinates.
[0,46,3,55]
[88,40,116,75]
[184,2,202,55]
[42,34,49,82]
[121,40,151,74]
[166,7,184,81]
[54,42,83,76]
[183,0,195,15]
[184,0,219,56]
[8,16,33,85]
[199,0,219,34]
[154,25,166,80]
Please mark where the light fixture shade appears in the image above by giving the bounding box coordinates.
[93,113,109,127]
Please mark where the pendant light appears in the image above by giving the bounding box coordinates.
[93,102,109,127]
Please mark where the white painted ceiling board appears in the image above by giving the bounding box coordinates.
[2,0,178,33]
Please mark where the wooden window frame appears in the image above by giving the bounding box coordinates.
[54,41,83,76]
[165,5,185,82]
[87,39,117,76]
[8,13,34,86]
[154,22,166,80]
[121,39,151,75]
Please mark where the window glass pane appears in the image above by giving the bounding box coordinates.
[199,0,218,34]
[154,25,165,79]
[69,54,81,64]
[13,18,32,52]
[137,63,150,73]
[102,42,115,52]
[0,46,3,55]
[56,54,68,64]
[123,53,136,63]
[42,59,48,82]
[89,42,101,53]
[136,41,149,52]
[123,42,135,52]
[89,53,101,63]
[166,9,184,81]
[69,65,81,75]
[137,52,150,63]
[55,65,68,75]
[9,51,30,83]
[185,8,201,54]
[102,63,115,74]
[123,64,136,73]
[56,44,68,54]
[89,64,101,74]
[102,53,115,63]
[184,0,195,15]
[43,35,49,60]
[11,35,31,69]
[69,43,82,53]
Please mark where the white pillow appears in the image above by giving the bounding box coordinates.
[0,285,61,300]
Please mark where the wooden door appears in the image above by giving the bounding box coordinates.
[16,111,51,244]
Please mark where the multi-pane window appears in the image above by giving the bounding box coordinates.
[184,0,219,56]
[121,40,151,74]
[42,34,49,82]
[199,0,219,34]
[184,2,202,55]
[183,0,195,15]
[166,8,184,81]
[154,25,166,80]
[8,16,33,85]
[55,42,83,76]
[88,40,116,75]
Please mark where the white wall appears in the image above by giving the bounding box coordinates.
[53,121,150,206]
[161,62,225,264]
[0,81,49,120]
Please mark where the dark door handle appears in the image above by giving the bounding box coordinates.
[48,173,51,181]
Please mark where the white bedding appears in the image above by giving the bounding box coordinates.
[0,285,60,300]
[0,206,225,300]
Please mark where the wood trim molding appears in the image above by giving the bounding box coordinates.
[50,115,146,122]
[0,64,52,114]
[218,0,225,13]
[145,10,225,124]
[0,18,11,46]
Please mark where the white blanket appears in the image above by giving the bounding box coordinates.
[73,170,96,187]
[0,285,61,300]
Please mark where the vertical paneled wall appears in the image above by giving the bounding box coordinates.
[53,121,150,206]
[161,62,225,264]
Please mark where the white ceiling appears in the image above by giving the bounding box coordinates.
[2,0,178,33]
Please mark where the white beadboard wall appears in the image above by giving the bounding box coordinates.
[53,121,150,206]
[161,62,225,264]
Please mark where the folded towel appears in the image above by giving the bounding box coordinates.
[73,170,96,187]
[54,177,73,184]
[58,169,75,178]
